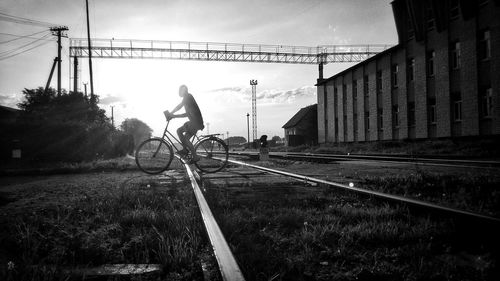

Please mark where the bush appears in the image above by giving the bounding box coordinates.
[11,121,132,162]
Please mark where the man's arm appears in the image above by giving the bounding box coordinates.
[170,101,183,114]
[164,101,188,120]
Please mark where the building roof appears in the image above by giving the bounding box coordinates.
[315,44,401,86]
[282,104,317,129]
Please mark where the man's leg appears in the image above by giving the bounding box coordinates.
[184,131,198,159]
[177,126,190,155]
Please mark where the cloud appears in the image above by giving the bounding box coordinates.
[0,93,22,108]
[256,86,316,103]
[99,95,126,105]
[205,85,316,105]
[209,87,244,93]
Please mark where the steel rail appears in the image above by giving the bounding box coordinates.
[220,157,500,225]
[227,151,500,168]
[179,158,245,281]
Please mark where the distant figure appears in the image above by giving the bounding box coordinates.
[259,135,269,161]
[164,85,204,163]
[260,135,268,148]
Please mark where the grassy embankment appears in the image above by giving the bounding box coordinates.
[204,168,499,281]
[280,138,500,158]
[0,171,214,280]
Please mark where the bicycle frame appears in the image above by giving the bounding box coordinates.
[160,121,222,155]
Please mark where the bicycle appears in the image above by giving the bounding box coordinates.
[135,119,229,174]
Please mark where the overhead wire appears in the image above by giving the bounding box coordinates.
[0,30,51,44]
[0,33,52,55]
[0,38,54,61]
[0,33,54,59]
[0,11,58,27]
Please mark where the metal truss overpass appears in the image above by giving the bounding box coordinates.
[69,38,392,83]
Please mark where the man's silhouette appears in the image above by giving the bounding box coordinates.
[164,85,204,163]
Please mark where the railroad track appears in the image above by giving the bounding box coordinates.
[120,154,500,279]
[225,151,500,168]
[173,154,500,280]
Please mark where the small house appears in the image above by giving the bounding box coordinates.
[282,104,317,146]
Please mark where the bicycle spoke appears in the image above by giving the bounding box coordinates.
[135,139,173,174]
[195,137,228,173]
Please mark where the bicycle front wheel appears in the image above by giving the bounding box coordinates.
[194,137,228,173]
[135,138,174,174]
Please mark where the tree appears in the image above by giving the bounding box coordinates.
[226,136,246,145]
[271,136,281,142]
[12,87,126,162]
[120,118,153,146]
[17,87,108,123]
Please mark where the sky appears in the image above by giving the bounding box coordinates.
[0,0,398,139]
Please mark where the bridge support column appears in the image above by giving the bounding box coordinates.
[318,63,324,80]
[73,56,78,93]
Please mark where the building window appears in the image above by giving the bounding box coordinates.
[451,42,460,69]
[407,16,414,40]
[450,0,459,19]
[353,80,358,99]
[353,80,358,112]
[481,88,493,118]
[451,93,462,122]
[426,1,435,30]
[342,84,347,109]
[427,51,435,77]
[378,108,384,131]
[428,98,437,124]
[365,111,370,131]
[407,58,415,82]
[363,75,369,97]
[392,105,399,127]
[354,114,358,140]
[343,115,348,139]
[408,102,416,127]
[376,70,382,93]
[479,30,491,60]
[392,64,399,88]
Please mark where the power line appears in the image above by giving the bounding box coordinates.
[0,11,58,27]
[0,33,52,56]
[0,38,54,61]
[0,34,53,58]
[0,30,50,44]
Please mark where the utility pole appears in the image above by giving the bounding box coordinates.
[226,131,229,147]
[250,79,258,141]
[246,113,250,148]
[83,82,88,98]
[86,0,95,103]
[73,56,78,93]
[111,105,115,128]
[46,26,68,95]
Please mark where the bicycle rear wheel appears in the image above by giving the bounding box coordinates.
[194,137,228,173]
[135,138,174,174]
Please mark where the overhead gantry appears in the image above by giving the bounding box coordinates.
[68,38,392,91]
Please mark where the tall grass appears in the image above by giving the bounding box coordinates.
[0,173,207,280]
[206,182,498,281]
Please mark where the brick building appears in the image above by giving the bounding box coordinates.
[317,0,500,144]
[283,104,318,146]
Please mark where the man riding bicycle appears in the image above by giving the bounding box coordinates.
[164,85,204,163]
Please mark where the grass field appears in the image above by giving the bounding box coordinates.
[1,157,499,280]
[205,179,499,281]
[276,159,500,218]
[0,170,214,280]
[276,138,500,158]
